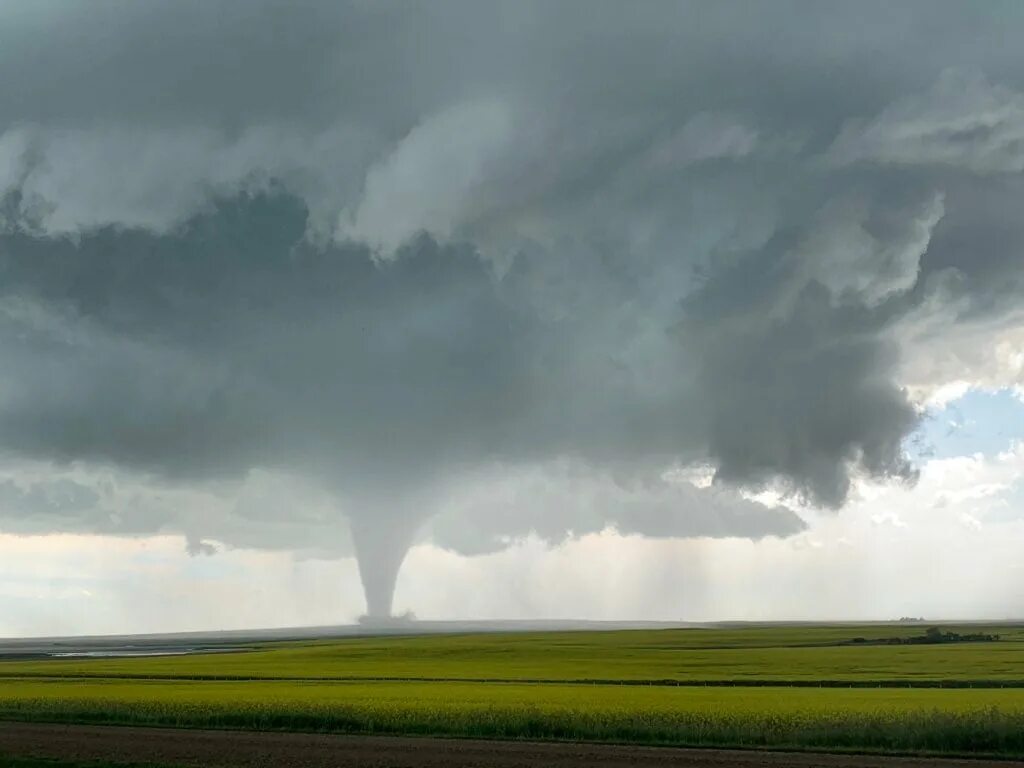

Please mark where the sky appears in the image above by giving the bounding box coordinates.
[2,0,1024,635]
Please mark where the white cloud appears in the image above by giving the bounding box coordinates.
[898,287,1024,405]
[870,511,909,529]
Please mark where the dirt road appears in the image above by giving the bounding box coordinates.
[1,722,1019,768]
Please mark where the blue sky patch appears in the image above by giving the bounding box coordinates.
[909,389,1024,461]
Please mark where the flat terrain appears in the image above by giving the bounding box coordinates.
[3,723,1024,768]
[0,620,692,661]
[2,623,1024,757]
[5,624,1024,683]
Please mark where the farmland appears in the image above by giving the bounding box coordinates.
[5,624,1024,684]
[2,624,1024,757]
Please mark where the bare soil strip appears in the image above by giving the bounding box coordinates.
[1,722,1021,768]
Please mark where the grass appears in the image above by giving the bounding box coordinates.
[3,624,1024,756]
[2,681,1024,755]
[5,624,1024,684]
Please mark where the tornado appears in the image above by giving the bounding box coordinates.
[345,492,427,620]
[350,518,413,619]
[0,0,976,630]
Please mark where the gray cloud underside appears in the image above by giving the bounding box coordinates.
[2,0,1024,562]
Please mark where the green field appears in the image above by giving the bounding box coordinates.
[3,624,1024,756]
[6,624,1024,684]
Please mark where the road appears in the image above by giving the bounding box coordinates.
[2,722,1022,768]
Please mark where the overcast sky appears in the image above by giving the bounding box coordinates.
[2,0,1024,635]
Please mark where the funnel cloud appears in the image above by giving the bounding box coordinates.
[2,2,1024,618]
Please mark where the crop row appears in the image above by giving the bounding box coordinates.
[5,635,1024,683]
[4,679,1024,751]
[2,693,1024,756]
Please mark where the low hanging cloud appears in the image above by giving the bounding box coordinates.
[1,1,1024,616]
[427,461,806,557]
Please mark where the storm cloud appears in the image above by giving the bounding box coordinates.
[2,1,1023,616]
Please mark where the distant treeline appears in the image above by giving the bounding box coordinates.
[850,627,1000,646]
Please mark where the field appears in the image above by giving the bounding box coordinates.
[3,624,1024,758]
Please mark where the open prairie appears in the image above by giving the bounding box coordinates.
[3,624,1024,759]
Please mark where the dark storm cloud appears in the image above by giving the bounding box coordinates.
[426,462,807,557]
[2,0,1024,614]
[0,478,99,522]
